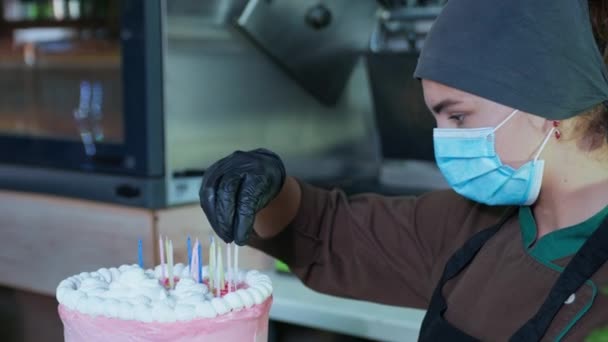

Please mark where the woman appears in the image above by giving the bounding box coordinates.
[199,0,608,340]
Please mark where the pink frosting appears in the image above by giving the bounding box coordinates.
[58,297,272,342]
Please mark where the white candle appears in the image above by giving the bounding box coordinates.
[218,243,224,292]
[215,243,220,297]
[227,243,232,292]
[191,239,200,281]
[234,245,239,287]
[159,236,166,279]
[167,240,175,289]
[209,237,215,291]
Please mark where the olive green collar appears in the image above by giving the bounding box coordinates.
[519,205,608,263]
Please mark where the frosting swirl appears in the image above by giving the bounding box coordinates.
[56,263,273,322]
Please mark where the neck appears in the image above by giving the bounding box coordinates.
[532,155,608,239]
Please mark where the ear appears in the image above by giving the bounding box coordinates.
[538,117,555,132]
[522,112,550,132]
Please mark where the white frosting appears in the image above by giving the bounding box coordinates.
[56,263,272,323]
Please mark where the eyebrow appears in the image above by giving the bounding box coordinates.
[431,99,463,114]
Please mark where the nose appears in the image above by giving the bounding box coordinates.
[434,116,451,129]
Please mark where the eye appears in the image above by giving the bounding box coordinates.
[448,114,465,123]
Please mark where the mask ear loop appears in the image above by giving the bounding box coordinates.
[533,126,556,162]
[493,109,520,132]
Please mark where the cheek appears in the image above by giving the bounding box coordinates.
[494,137,520,167]
[494,126,539,167]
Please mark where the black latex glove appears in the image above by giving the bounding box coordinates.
[199,148,286,246]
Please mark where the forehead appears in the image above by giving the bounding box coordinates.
[422,80,472,100]
[421,79,490,110]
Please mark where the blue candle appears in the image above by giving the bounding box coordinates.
[138,239,144,268]
[187,236,192,269]
[198,243,203,283]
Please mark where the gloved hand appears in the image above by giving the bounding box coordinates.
[199,148,286,246]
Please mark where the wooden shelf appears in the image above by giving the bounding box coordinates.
[0,38,121,68]
[1,18,112,29]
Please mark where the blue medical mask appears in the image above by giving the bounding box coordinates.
[433,110,555,206]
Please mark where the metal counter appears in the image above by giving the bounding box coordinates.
[267,272,425,342]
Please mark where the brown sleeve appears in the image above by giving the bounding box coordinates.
[248,179,488,309]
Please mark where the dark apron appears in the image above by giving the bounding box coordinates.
[418,208,608,341]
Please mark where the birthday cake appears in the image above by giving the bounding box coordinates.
[57,235,273,341]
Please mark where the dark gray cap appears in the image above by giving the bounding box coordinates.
[414,0,608,120]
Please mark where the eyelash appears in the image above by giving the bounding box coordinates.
[448,114,465,122]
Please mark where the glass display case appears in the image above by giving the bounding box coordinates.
[0,23,123,150]
[0,0,162,172]
[0,0,164,207]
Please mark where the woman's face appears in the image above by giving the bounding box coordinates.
[421,79,549,167]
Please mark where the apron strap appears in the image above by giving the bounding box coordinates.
[510,216,608,341]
